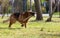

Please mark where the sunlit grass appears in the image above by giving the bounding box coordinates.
[0,16,60,38]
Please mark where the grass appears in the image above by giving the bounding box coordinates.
[0,16,60,38]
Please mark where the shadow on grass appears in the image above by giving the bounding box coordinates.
[0,27,21,30]
[40,33,60,37]
[29,20,43,22]
[46,20,60,23]
[52,21,60,23]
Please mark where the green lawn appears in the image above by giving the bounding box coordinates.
[0,16,60,38]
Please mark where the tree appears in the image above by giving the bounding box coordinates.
[46,0,58,22]
[14,0,23,13]
[34,0,43,20]
[1,0,9,18]
[46,0,52,22]
[23,0,27,12]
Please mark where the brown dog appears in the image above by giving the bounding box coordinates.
[3,10,34,28]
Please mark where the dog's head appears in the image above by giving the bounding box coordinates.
[26,9,35,16]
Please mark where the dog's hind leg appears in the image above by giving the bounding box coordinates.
[9,22,13,28]
[9,17,16,28]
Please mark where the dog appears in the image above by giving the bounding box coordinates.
[3,9,34,28]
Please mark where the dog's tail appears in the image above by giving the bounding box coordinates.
[3,18,10,23]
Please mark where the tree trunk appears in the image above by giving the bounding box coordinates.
[14,0,23,13]
[46,0,52,22]
[23,0,27,12]
[34,0,43,20]
[46,0,58,22]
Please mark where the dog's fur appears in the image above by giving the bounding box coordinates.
[3,10,34,28]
